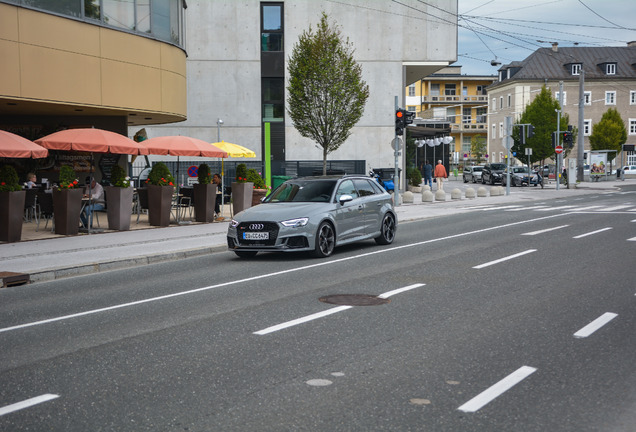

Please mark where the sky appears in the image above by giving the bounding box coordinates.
[453,0,636,76]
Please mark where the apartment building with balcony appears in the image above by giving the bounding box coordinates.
[406,66,496,165]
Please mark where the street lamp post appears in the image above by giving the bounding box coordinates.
[217,118,223,142]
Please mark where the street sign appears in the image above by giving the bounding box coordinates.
[391,137,402,151]
[555,145,563,154]
[525,148,533,156]
[188,165,198,177]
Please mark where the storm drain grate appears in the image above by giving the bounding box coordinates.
[319,294,390,306]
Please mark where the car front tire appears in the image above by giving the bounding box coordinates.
[375,213,396,245]
[313,221,335,258]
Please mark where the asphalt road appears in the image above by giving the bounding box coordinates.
[1,188,635,431]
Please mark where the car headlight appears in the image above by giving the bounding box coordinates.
[281,217,309,228]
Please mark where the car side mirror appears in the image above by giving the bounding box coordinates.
[338,194,353,205]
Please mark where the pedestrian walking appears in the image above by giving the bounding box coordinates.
[423,160,433,187]
[434,160,447,191]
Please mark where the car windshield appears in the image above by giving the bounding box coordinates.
[473,167,483,172]
[512,167,528,173]
[264,179,336,203]
[491,163,506,170]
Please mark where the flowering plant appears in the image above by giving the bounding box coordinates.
[235,163,248,183]
[198,163,212,185]
[0,165,22,192]
[110,164,131,188]
[57,165,80,190]
[246,168,267,189]
[145,162,175,186]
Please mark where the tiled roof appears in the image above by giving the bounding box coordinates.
[495,46,636,84]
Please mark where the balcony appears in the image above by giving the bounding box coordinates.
[421,95,488,103]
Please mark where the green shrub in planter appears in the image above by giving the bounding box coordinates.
[58,165,80,190]
[110,164,130,187]
[407,167,422,187]
[0,165,21,192]
[235,163,248,183]
[246,168,266,189]
[198,163,212,185]
[146,162,174,186]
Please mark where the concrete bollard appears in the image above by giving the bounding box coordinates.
[451,188,462,200]
[434,189,446,201]
[477,186,488,197]
[490,187,499,196]
[421,189,434,202]
[421,184,431,192]
[403,190,414,203]
[465,187,476,199]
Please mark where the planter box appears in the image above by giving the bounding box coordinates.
[52,188,83,236]
[105,186,133,231]
[147,184,174,227]
[193,183,215,222]
[252,188,268,206]
[231,182,253,215]
[0,190,25,243]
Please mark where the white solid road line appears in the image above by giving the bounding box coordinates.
[473,250,537,269]
[574,312,618,338]
[521,225,569,236]
[254,284,425,335]
[572,227,613,239]
[0,394,59,417]
[457,366,537,413]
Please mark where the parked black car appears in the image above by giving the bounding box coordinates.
[482,163,506,185]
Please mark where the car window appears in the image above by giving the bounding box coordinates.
[353,179,376,197]
[492,163,506,170]
[265,180,336,203]
[336,179,358,200]
[473,167,482,172]
[369,180,385,194]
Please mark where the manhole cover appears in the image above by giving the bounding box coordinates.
[319,294,390,306]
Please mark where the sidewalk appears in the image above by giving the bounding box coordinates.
[1,178,631,285]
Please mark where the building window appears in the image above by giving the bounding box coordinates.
[555,91,566,106]
[462,137,471,154]
[462,86,468,96]
[407,106,417,112]
[477,85,485,95]
[261,3,283,51]
[499,96,503,109]
[444,84,456,96]
[431,84,440,96]
[262,78,284,122]
[605,91,616,105]
[572,64,581,75]
[507,94,511,107]
[476,107,487,123]
[408,84,415,97]
[492,98,496,111]
[446,107,456,123]
[584,119,591,136]
[606,63,616,75]
[492,124,496,140]
[463,107,471,124]
[630,119,636,135]
[630,91,636,105]
[584,91,592,106]
[499,122,503,138]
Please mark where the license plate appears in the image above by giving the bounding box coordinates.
[244,232,268,240]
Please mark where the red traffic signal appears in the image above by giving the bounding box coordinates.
[396,110,404,119]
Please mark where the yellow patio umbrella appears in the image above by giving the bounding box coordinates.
[210,141,256,158]
[210,141,256,213]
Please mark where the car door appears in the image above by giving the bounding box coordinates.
[353,178,382,235]
[334,179,364,241]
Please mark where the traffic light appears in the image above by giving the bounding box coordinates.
[562,131,573,147]
[552,132,557,147]
[404,110,415,126]
[395,109,405,136]
[527,124,535,138]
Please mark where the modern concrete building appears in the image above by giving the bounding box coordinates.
[487,42,636,168]
[405,66,496,167]
[137,0,458,179]
[0,0,187,181]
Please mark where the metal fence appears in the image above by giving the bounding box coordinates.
[131,158,366,187]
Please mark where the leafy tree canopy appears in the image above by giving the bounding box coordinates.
[511,86,569,166]
[589,108,627,162]
[287,12,369,174]
[471,134,487,164]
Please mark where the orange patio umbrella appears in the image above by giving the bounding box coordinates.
[35,128,148,155]
[142,136,228,158]
[0,130,49,159]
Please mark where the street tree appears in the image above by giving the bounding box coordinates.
[512,86,569,167]
[589,108,627,162]
[287,13,369,175]
[470,134,487,164]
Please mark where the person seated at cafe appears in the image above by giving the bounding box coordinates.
[81,176,105,228]
[212,173,224,221]
[25,172,37,189]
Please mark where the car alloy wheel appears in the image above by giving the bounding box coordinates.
[375,213,396,245]
[313,221,335,257]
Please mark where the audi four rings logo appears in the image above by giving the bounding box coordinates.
[249,223,264,230]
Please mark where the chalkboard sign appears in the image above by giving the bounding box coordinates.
[99,154,121,185]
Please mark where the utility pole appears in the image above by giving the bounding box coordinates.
[577,69,585,182]
[504,116,513,195]
[556,81,563,191]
